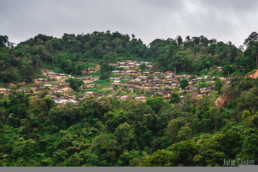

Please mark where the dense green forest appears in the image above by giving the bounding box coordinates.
[0,31,257,84]
[0,31,257,166]
[0,76,257,166]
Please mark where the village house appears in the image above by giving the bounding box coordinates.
[142,71,150,75]
[119,66,130,69]
[48,77,56,81]
[44,84,53,88]
[112,70,120,74]
[191,87,198,91]
[52,85,59,90]
[180,74,187,78]
[52,98,65,104]
[117,62,125,65]
[207,87,214,91]
[163,94,171,99]
[188,81,194,85]
[38,78,46,82]
[154,72,162,75]
[197,77,204,81]
[153,78,161,82]
[67,95,74,99]
[165,71,173,75]
[58,73,65,76]
[113,80,121,84]
[82,77,91,80]
[171,83,178,88]
[225,80,231,85]
[184,87,190,90]
[135,63,141,68]
[134,96,145,101]
[135,78,141,82]
[146,65,153,68]
[109,77,120,81]
[199,88,208,94]
[120,95,129,101]
[128,62,135,67]
[47,72,56,76]
[192,78,198,82]
[204,75,210,79]
[206,81,215,85]
[200,87,207,91]
[200,90,208,94]
[126,70,137,74]
[53,98,78,105]
[220,77,227,81]
[139,76,148,80]
[108,63,117,66]
[0,88,9,94]
[31,85,39,90]
[36,88,44,92]
[88,68,97,73]
[86,91,93,94]
[123,76,130,80]
[217,66,223,71]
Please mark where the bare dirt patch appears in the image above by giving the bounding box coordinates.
[215,95,225,107]
[248,69,258,79]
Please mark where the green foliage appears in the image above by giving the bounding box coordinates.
[167,140,198,166]
[144,149,173,166]
[100,62,111,80]
[236,133,258,162]
[0,32,257,166]
[0,32,257,84]
[0,87,257,166]
[146,97,165,113]
[170,93,181,103]
[114,122,135,150]
[166,119,185,143]
[91,133,120,165]
[178,126,193,141]
[0,35,9,48]
[215,78,224,93]
[139,63,146,71]
[66,78,84,91]
[180,79,189,90]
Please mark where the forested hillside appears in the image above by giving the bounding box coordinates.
[0,76,257,166]
[0,31,257,84]
[0,31,257,166]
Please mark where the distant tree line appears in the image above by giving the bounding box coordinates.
[0,31,257,84]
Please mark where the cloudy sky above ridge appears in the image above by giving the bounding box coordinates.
[0,0,257,46]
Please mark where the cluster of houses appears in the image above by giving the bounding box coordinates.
[0,61,233,104]
[105,61,232,101]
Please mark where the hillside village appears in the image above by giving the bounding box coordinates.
[0,60,233,105]
[0,29,257,166]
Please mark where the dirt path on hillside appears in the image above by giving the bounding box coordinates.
[215,95,225,107]
[248,69,258,79]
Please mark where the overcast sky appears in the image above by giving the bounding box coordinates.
[0,0,257,46]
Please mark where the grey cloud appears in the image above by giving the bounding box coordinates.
[195,0,258,12]
[0,0,257,46]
